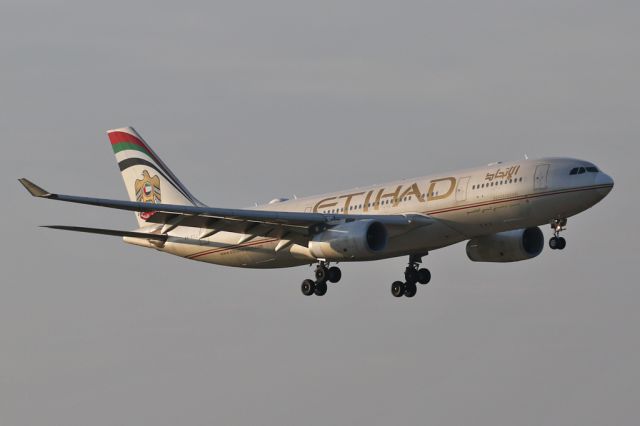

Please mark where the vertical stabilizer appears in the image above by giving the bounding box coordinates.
[108,127,202,227]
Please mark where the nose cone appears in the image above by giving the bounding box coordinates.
[595,172,614,197]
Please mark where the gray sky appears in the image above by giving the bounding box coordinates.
[1,1,639,425]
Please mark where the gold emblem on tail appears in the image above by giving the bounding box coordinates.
[134,170,161,220]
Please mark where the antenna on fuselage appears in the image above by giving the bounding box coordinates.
[524,153,529,160]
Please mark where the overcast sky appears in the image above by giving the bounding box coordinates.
[1,1,639,425]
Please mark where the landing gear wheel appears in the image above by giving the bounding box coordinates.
[417,268,431,285]
[550,219,568,251]
[314,281,328,296]
[327,266,342,283]
[404,268,419,285]
[315,266,328,282]
[394,254,430,297]
[301,279,315,296]
[391,281,405,298]
[404,282,417,297]
[557,237,566,250]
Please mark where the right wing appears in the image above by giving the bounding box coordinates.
[19,178,437,240]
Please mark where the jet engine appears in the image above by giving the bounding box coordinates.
[466,227,544,262]
[309,220,388,260]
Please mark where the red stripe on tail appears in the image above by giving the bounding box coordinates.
[108,131,159,163]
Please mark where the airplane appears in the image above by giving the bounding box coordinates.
[19,127,614,298]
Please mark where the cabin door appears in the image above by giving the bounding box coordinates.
[534,164,550,190]
[456,176,470,201]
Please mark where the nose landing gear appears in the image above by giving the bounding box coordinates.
[301,262,341,296]
[549,218,567,250]
[391,254,431,298]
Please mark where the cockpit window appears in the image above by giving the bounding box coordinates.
[570,166,598,175]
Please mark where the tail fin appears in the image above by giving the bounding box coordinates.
[108,127,203,227]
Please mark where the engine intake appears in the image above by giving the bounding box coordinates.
[466,227,544,262]
[309,220,387,260]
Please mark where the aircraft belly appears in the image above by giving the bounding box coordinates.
[433,191,529,233]
[527,188,600,223]
[163,232,308,269]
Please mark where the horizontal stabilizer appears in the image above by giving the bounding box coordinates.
[42,225,168,241]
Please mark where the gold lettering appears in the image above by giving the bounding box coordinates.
[313,197,338,213]
[339,192,365,211]
[363,190,374,212]
[486,165,521,182]
[427,177,456,201]
[373,188,385,210]
[396,183,425,205]
[382,185,402,205]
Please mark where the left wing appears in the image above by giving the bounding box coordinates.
[19,178,435,239]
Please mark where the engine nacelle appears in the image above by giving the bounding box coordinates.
[466,227,544,262]
[309,220,387,260]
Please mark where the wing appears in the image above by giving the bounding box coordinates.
[19,178,436,239]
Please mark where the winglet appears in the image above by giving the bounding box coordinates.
[18,178,51,197]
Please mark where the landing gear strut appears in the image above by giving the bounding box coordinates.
[301,262,341,296]
[549,218,567,250]
[391,254,431,298]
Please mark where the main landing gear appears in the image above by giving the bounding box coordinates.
[549,218,567,250]
[391,254,431,298]
[301,262,342,296]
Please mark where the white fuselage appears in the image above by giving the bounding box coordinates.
[126,157,613,268]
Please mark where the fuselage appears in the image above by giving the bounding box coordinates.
[131,157,613,268]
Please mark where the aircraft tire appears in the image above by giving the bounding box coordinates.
[301,279,315,296]
[557,237,566,250]
[314,281,327,296]
[315,266,328,282]
[417,268,431,285]
[391,281,405,297]
[328,266,341,283]
[404,282,417,297]
[404,268,418,285]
